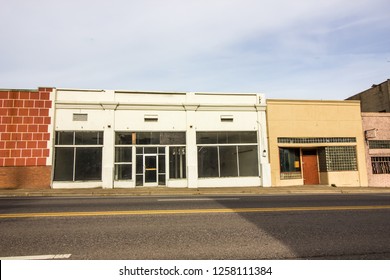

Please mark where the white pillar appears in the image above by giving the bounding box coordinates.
[256,97,271,187]
[101,105,116,189]
[184,99,199,188]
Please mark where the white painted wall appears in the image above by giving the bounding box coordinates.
[52,89,270,189]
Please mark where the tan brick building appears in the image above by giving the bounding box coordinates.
[266,99,368,187]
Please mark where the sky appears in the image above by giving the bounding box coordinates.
[1,0,390,99]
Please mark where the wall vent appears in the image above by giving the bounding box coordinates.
[73,113,88,121]
[144,114,158,122]
[220,115,234,122]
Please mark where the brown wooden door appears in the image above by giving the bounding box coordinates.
[302,149,319,185]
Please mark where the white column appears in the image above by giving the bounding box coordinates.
[184,103,199,188]
[256,99,271,187]
[101,107,116,189]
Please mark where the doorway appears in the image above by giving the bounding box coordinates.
[144,155,158,186]
[302,149,319,185]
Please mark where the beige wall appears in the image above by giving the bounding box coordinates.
[266,99,368,187]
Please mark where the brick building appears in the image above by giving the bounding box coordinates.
[266,99,368,187]
[347,79,390,112]
[361,113,390,186]
[346,79,390,187]
[0,88,54,188]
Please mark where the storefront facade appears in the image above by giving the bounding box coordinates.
[361,113,390,187]
[266,99,368,187]
[52,88,271,188]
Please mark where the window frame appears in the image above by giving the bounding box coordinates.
[54,131,104,182]
[196,131,259,178]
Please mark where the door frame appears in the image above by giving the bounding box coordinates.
[302,149,320,185]
[143,154,158,187]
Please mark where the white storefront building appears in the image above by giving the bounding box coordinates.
[52,88,271,189]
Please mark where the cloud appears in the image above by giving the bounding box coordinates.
[0,0,389,98]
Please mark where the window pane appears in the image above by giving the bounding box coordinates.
[136,155,143,174]
[75,131,102,145]
[217,132,228,144]
[159,174,166,185]
[238,145,259,176]
[198,146,219,177]
[219,146,238,177]
[144,156,157,183]
[158,154,165,173]
[115,164,132,180]
[279,148,301,173]
[53,147,74,181]
[136,175,143,186]
[137,132,159,145]
[115,132,133,145]
[144,147,157,154]
[160,132,186,145]
[226,132,240,144]
[169,147,186,179]
[196,132,218,144]
[197,132,257,144]
[56,132,74,145]
[115,147,132,163]
[75,147,102,180]
[239,132,257,144]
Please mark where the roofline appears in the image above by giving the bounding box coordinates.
[266,98,360,104]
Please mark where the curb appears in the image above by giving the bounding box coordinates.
[1,186,390,197]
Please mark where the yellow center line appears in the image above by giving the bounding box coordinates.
[1,205,390,219]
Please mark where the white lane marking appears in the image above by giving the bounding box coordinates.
[0,254,71,260]
[157,198,240,202]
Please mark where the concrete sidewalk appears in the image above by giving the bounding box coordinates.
[1,185,390,197]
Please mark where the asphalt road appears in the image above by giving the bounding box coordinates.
[1,194,390,259]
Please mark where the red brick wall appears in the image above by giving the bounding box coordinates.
[0,87,52,188]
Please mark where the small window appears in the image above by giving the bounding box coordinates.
[372,157,390,174]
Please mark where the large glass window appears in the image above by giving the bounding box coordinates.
[169,147,186,179]
[75,148,102,180]
[279,148,301,180]
[198,146,219,178]
[114,147,132,180]
[238,146,258,176]
[279,148,301,173]
[219,146,238,177]
[54,131,103,181]
[197,131,259,178]
[53,147,74,181]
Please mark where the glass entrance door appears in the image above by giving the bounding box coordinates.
[144,155,158,186]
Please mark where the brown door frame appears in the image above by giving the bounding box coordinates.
[302,149,320,185]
